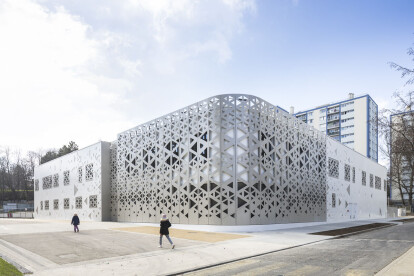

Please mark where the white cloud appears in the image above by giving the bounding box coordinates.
[0,0,132,151]
[0,0,256,152]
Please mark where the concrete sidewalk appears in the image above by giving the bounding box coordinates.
[376,245,414,276]
[0,217,412,275]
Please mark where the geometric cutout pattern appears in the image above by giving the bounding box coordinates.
[64,170,70,186]
[35,179,39,191]
[34,142,108,221]
[370,173,374,188]
[75,196,82,209]
[53,173,59,187]
[89,195,97,208]
[45,200,49,210]
[328,158,339,178]
[85,164,93,181]
[64,198,70,209]
[352,167,355,183]
[78,167,83,183]
[375,176,381,190]
[332,193,336,208]
[113,94,327,225]
[42,175,52,190]
[53,199,59,210]
[326,137,387,222]
[344,164,350,182]
[362,171,366,186]
[110,142,118,221]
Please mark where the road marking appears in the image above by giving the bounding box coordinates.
[188,259,260,276]
[234,262,287,276]
[285,265,321,276]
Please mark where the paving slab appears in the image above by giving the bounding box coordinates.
[0,218,411,276]
[0,229,201,265]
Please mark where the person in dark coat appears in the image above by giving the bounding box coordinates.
[71,213,80,233]
[159,214,175,249]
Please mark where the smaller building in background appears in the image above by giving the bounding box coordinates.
[34,142,112,221]
[294,94,378,162]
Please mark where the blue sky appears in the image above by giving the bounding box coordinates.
[0,0,413,152]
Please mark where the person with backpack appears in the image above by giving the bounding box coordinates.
[159,214,175,249]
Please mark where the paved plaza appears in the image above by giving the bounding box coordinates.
[0,218,413,275]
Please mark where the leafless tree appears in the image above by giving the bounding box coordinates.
[381,41,414,210]
[389,44,414,85]
[0,147,39,204]
[379,92,414,209]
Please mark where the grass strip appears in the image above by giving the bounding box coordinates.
[0,257,23,276]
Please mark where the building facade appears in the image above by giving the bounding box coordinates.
[295,94,378,162]
[34,94,386,225]
[34,142,112,221]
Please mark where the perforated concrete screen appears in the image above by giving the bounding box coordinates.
[35,94,386,224]
[112,94,327,225]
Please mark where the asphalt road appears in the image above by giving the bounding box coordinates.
[183,222,414,276]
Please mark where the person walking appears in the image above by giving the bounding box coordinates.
[159,214,175,249]
[71,213,80,233]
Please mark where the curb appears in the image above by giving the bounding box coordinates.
[166,223,398,276]
[0,254,33,275]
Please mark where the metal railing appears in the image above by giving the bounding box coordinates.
[0,209,34,219]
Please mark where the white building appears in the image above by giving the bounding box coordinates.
[295,94,378,162]
[34,94,386,224]
[34,142,112,221]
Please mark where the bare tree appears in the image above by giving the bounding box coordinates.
[380,92,414,210]
[389,44,414,85]
[382,41,414,210]
[0,147,38,204]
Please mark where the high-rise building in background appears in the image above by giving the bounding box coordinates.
[294,94,378,162]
